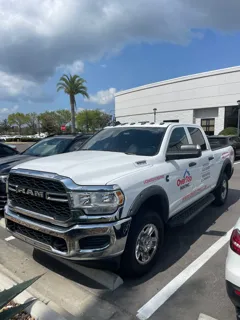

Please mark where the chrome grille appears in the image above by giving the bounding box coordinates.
[8,173,71,222]
[8,173,66,193]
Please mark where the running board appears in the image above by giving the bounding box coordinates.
[168,193,215,227]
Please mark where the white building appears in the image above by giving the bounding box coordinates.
[115,66,240,135]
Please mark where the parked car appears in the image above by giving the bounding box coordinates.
[0,133,92,210]
[226,219,240,318]
[0,142,19,157]
[208,135,240,160]
[5,123,234,276]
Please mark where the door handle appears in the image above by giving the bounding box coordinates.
[208,156,214,161]
[189,162,196,167]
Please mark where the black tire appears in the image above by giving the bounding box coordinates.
[120,209,164,277]
[213,173,228,206]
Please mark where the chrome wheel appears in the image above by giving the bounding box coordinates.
[135,223,159,265]
[221,179,227,200]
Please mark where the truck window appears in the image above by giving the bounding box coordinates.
[167,127,189,152]
[187,127,207,151]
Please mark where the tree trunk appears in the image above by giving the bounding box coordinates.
[70,95,76,134]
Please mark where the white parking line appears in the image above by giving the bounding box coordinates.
[136,228,233,320]
[198,314,218,320]
[5,236,15,242]
[234,161,240,165]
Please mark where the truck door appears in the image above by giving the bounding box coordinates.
[187,126,215,197]
[165,127,198,217]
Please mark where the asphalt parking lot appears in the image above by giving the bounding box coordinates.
[7,142,34,153]
[0,152,240,319]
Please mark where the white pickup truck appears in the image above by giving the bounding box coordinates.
[5,123,234,276]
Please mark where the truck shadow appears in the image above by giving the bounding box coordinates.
[125,187,240,286]
[33,188,240,290]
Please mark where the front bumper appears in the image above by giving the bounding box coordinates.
[5,206,131,260]
[226,281,240,309]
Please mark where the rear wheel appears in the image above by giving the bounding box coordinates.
[213,173,228,206]
[120,209,164,277]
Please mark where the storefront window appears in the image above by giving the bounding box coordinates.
[224,106,238,128]
[201,118,215,136]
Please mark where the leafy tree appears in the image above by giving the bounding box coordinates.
[76,110,112,132]
[0,119,10,134]
[8,113,27,135]
[55,109,71,127]
[57,74,89,133]
[38,111,59,134]
[25,112,38,134]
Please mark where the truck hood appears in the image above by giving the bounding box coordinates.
[12,150,150,185]
[0,155,37,174]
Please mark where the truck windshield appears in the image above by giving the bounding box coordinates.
[82,127,166,156]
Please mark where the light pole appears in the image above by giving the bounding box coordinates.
[153,108,157,122]
[237,101,240,136]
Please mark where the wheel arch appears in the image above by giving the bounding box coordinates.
[127,185,169,223]
[216,158,233,187]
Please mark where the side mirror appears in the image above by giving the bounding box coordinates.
[166,144,202,161]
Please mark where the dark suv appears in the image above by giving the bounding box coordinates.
[0,133,92,210]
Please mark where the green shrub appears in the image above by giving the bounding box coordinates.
[218,127,238,136]
[0,275,41,320]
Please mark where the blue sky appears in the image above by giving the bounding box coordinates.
[1,0,240,118]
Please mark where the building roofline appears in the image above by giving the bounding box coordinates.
[115,65,240,97]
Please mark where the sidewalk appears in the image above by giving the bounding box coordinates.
[0,238,132,320]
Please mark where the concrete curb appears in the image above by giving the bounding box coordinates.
[0,266,68,320]
[53,256,124,291]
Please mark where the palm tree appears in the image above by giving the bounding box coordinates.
[57,74,89,133]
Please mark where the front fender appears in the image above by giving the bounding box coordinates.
[127,185,169,222]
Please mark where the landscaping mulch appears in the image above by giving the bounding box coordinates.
[1,301,35,320]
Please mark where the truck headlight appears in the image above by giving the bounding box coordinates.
[70,189,125,215]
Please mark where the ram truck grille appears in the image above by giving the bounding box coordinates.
[8,173,71,222]
[8,174,66,193]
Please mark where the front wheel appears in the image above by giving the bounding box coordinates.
[213,173,228,206]
[120,210,164,277]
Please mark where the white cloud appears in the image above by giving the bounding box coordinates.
[0,0,240,101]
[0,104,19,114]
[57,60,84,74]
[0,0,240,83]
[0,70,53,102]
[101,64,107,68]
[86,88,117,105]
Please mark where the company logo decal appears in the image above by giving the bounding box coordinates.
[144,175,164,184]
[222,152,229,159]
[177,169,192,190]
[182,185,210,201]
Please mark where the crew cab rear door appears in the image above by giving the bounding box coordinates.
[187,126,215,196]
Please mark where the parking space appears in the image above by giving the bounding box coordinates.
[0,163,240,319]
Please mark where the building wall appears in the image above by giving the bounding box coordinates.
[115,66,240,123]
[193,107,225,134]
[118,109,194,124]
